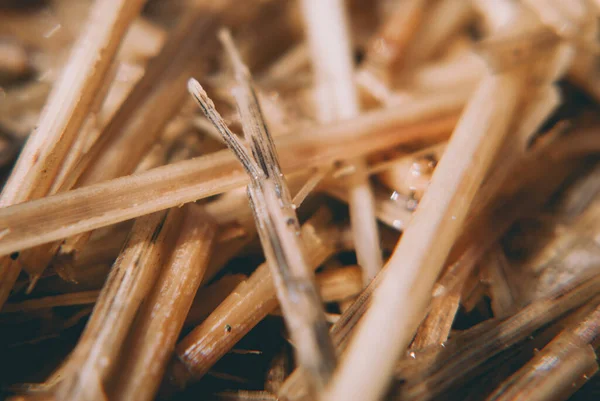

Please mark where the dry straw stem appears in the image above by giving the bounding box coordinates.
[316,266,364,303]
[403,0,475,67]
[17,90,186,290]
[28,264,110,295]
[8,27,158,283]
[409,182,540,351]
[323,66,524,401]
[486,302,600,401]
[396,275,600,401]
[359,0,427,81]
[547,121,600,159]
[0,0,146,310]
[0,101,460,257]
[111,204,216,401]
[184,274,248,328]
[164,208,340,393]
[408,128,578,351]
[410,283,462,350]
[301,0,383,284]
[292,167,333,207]
[1,290,100,314]
[359,0,475,105]
[49,208,183,401]
[258,43,309,88]
[185,263,362,328]
[406,48,485,93]
[371,142,446,201]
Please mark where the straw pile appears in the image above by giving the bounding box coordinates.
[0,0,599,400]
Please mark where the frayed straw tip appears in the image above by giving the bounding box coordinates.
[187,78,215,110]
[217,28,232,45]
[187,78,204,98]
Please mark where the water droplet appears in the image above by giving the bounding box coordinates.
[406,198,418,211]
[390,191,399,201]
[432,283,446,297]
[409,352,416,359]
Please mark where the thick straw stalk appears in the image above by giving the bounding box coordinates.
[323,68,523,401]
[111,204,216,401]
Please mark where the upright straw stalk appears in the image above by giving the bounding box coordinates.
[301,0,383,283]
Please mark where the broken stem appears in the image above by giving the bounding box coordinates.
[188,35,336,389]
